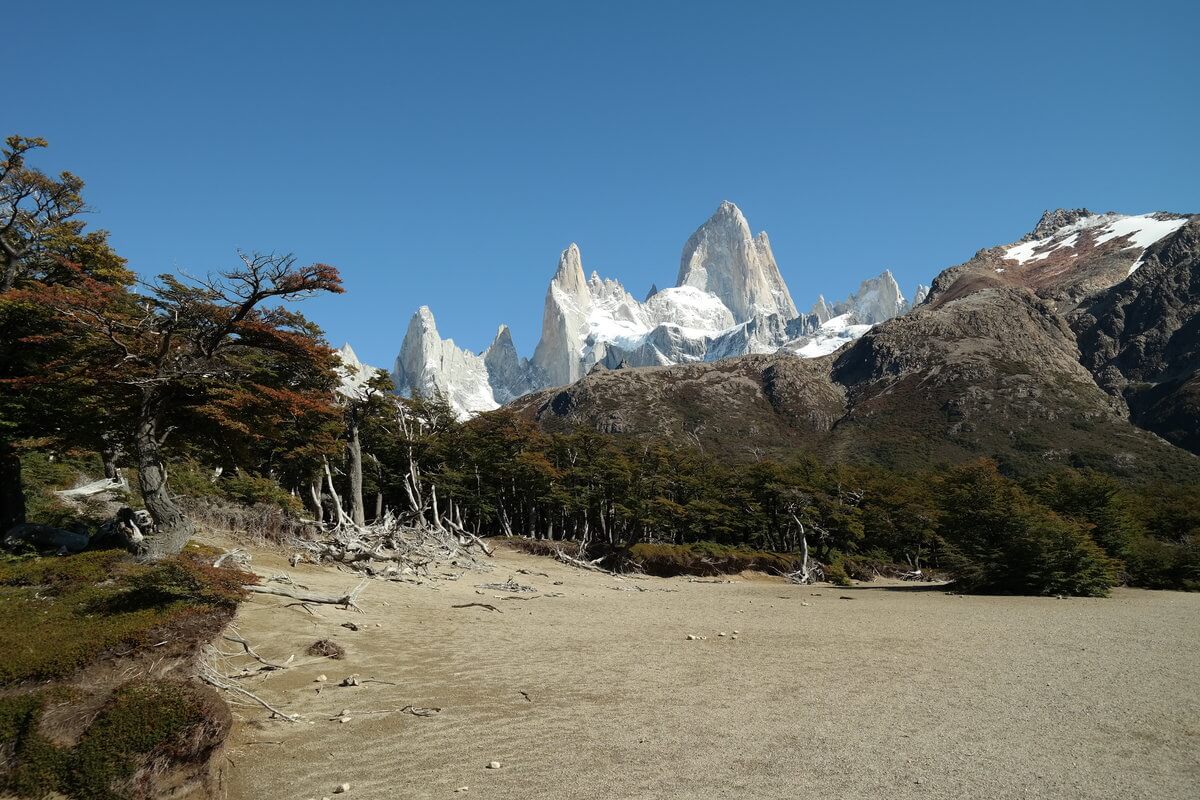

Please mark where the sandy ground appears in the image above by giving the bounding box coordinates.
[214,540,1200,800]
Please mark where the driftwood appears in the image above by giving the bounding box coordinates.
[222,629,293,670]
[451,602,501,613]
[290,508,494,586]
[476,579,537,593]
[244,578,368,612]
[55,476,129,499]
[200,664,299,722]
[553,549,616,575]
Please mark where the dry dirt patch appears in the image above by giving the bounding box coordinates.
[215,541,1200,800]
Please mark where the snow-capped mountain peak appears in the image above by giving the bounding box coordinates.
[676,201,799,322]
[391,202,924,417]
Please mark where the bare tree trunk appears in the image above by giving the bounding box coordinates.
[306,477,324,523]
[135,391,193,557]
[323,458,352,526]
[374,491,383,521]
[347,417,365,527]
[101,440,122,481]
[0,441,25,533]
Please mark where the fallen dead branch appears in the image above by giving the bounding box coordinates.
[55,476,128,499]
[476,579,537,593]
[199,661,299,722]
[451,602,501,613]
[288,509,494,585]
[222,629,293,670]
[244,578,368,612]
[554,549,617,575]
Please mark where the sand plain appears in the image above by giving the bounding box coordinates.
[216,540,1200,800]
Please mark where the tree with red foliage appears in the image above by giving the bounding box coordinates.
[45,252,344,555]
[0,135,134,531]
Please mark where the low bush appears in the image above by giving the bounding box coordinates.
[501,536,583,559]
[171,461,304,516]
[824,559,852,586]
[0,547,245,799]
[2,680,229,800]
[0,549,248,685]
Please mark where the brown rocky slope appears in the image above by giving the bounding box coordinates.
[511,210,1200,480]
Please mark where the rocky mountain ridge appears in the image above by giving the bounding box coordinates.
[389,201,926,417]
[511,207,1200,478]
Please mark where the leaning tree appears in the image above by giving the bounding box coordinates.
[45,252,344,556]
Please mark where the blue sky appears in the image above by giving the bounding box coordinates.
[12,0,1198,367]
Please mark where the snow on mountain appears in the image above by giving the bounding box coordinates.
[677,201,798,321]
[833,270,906,325]
[790,313,874,358]
[1004,212,1188,268]
[390,201,924,414]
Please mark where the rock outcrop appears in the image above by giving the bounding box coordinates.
[833,270,906,324]
[1072,217,1200,452]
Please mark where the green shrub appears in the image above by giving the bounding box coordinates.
[824,559,852,586]
[937,461,1118,596]
[1125,535,1200,591]
[170,460,302,514]
[220,472,303,513]
[67,680,216,800]
[1,681,223,800]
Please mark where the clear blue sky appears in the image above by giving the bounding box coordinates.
[12,0,1198,367]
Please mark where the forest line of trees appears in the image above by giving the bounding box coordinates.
[4,134,1199,595]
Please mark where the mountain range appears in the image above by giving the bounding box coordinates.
[383,201,928,417]
[507,207,1200,479]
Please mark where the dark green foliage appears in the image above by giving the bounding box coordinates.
[168,460,303,514]
[356,400,1200,593]
[936,461,1118,596]
[824,559,853,587]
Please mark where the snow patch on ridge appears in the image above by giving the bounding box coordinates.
[791,314,872,358]
[1004,213,1186,266]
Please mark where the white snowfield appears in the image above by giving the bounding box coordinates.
[792,313,873,358]
[1004,212,1188,274]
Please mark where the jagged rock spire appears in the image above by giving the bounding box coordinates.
[676,201,798,322]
